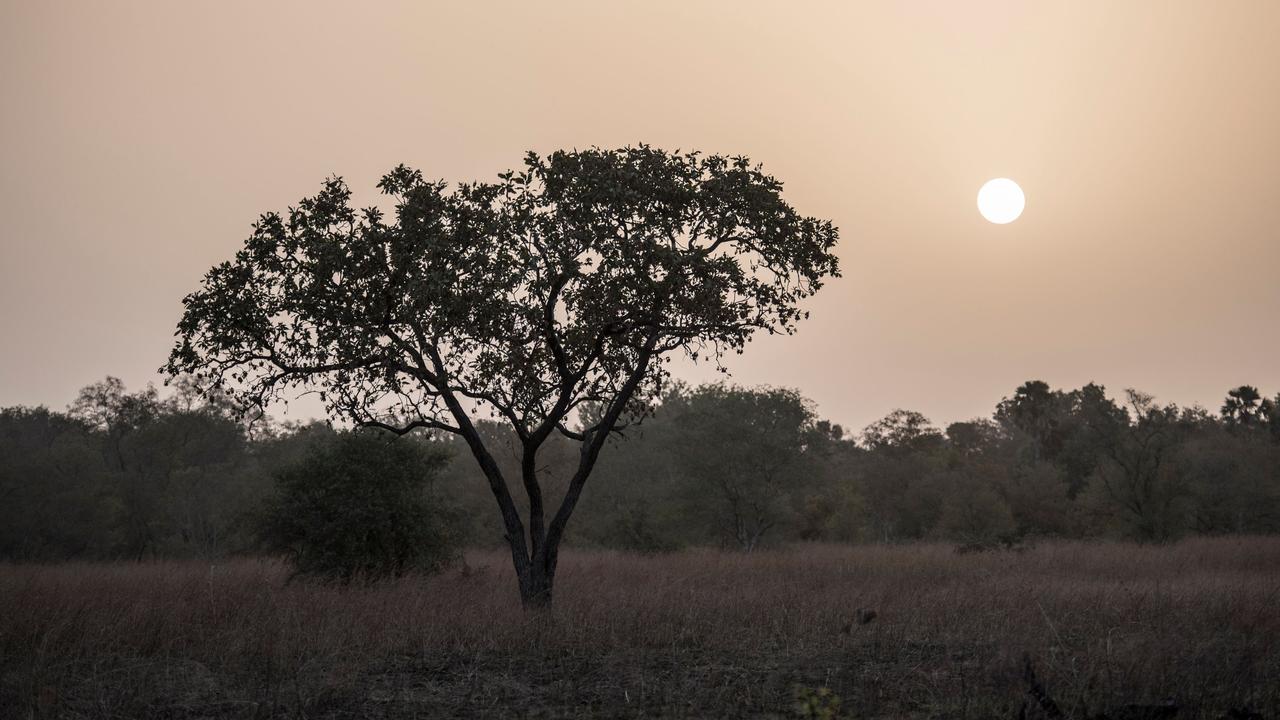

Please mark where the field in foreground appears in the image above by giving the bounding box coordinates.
[2,539,1278,719]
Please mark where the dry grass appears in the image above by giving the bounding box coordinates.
[2,538,1278,718]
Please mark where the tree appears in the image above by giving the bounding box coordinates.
[66,377,266,558]
[1222,385,1276,431]
[858,410,946,541]
[165,146,840,606]
[1179,420,1280,534]
[995,381,1066,462]
[669,384,821,551]
[1057,383,1126,497]
[860,409,943,455]
[1092,390,1191,541]
[68,377,167,557]
[995,380,1125,498]
[258,431,456,582]
[0,407,110,559]
[944,419,1006,459]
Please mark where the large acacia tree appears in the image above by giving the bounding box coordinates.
[166,146,840,606]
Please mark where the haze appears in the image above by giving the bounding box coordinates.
[2,1,1277,430]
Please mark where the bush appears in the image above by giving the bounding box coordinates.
[258,431,457,582]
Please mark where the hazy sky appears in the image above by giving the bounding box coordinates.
[2,1,1278,431]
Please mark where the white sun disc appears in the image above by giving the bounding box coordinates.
[977,178,1025,224]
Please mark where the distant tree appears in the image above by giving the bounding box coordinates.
[68,378,167,556]
[143,408,265,557]
[995,380,1067,462]
[940,420,1025,541]
[69,377,162,470]
[572,384,857,548]
[0,376,273,561]
[66,377,266,558]
[571,390,687,553]
[258,431,456,582]
[165,146,840,606]
[860,409,944,455]
[1092,390,1192,541]
[995,380,1124,498]
[1179,420,1280,534]
[941,417,1076,539]
[945,419,1006,459]
[1057,383,1127,497]
[790,418,856,541]
[669,384,820,551]
[0,407,109,559]
[857,410,946,541]
[1222,385,1275,430]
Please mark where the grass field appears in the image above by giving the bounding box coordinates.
[2,538,1278,719]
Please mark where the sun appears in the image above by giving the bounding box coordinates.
[977,178,1025,224]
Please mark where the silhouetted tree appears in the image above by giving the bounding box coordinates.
[995,381,1068,462]
[1222,385,1275,430]
[861,409,944,455]
[165,146,840,607]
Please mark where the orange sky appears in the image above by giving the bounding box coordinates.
[2,1,1277,431]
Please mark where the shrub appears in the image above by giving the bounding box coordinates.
[258,430,457,582]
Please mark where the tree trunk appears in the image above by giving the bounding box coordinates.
[515,544,558,609]
[521,560,554,609]
[491,333,658,610]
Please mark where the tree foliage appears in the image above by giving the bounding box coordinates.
[165,146,841,605]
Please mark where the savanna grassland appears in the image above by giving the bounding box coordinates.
[2,538,1278,720]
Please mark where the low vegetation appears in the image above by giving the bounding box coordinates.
[257,431,457,583]
[3,538,1277,718]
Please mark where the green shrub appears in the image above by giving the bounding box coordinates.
[258,430,457,582]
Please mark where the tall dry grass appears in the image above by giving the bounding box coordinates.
[2,538,1278,718]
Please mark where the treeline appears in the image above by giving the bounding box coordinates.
[2,378,1279,561]
[0,378,309,560]
[451,381,1280,550]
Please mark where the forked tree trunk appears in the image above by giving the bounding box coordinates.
[509,480,572,609]
[473,334,659,610]
[517,549,557,608]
